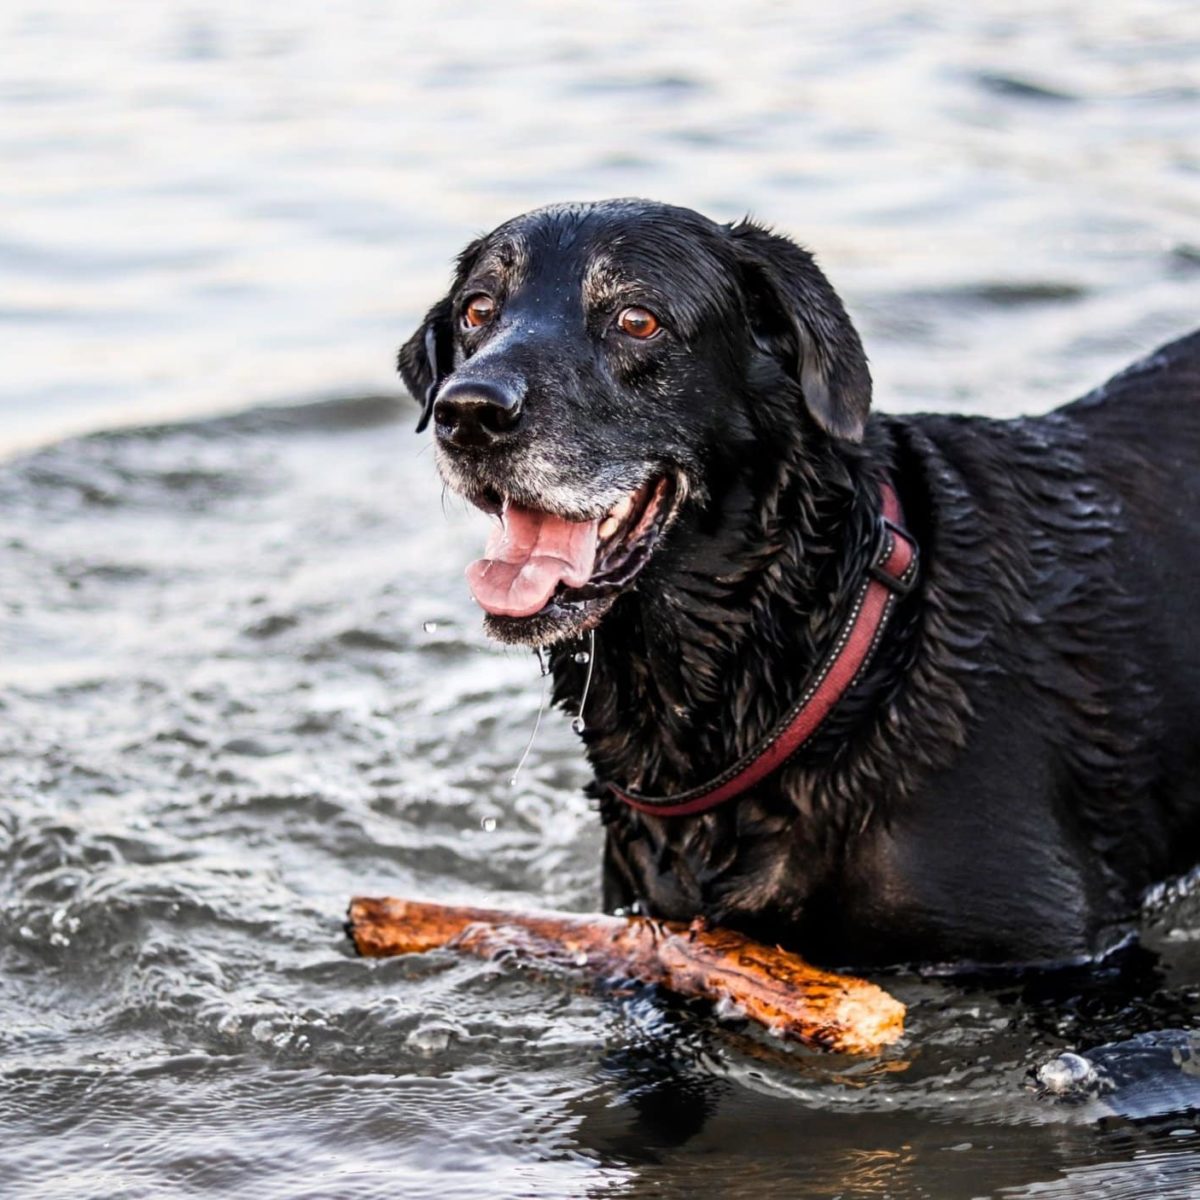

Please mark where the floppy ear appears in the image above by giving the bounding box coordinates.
[397,236,486,432]
[728,219,871,442]
[397,295,456,433]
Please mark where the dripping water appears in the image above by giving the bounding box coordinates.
[509,646,552,788]
[571,629,596,736]
[509,631,596,787]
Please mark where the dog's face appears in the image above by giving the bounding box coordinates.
[399,199,871,646]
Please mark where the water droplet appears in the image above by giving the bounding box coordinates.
[422,620,439,633]
[574,650,590,664]
[481,816,497,832]
[571,717,586,735]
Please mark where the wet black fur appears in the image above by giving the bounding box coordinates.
[400,199,1200,969]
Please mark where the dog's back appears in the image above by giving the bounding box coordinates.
[829,332,1200,965]
[1062,330,1200,866]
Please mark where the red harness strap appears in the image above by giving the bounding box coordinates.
[604,482,918,818]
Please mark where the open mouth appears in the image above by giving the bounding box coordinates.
[463,474,677,621]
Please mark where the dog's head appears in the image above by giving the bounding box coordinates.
[399,199,871,646]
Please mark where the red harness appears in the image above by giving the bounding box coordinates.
[604,483,918,817]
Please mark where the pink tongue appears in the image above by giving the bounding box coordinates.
[466,503,600,618]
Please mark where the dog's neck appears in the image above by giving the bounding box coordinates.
[549,425,892,800]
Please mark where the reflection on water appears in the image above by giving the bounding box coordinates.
[2,1,1198,1197]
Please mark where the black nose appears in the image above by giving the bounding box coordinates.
[433,379,523,448]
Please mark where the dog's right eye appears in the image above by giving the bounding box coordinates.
[463,295,497,328]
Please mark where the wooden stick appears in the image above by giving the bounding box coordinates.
[347,896,905,1054]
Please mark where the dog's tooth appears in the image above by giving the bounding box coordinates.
[610,496,633,521]
[598,516,619,541]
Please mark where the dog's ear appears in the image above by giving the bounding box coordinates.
[397,296,456,433]
[398,237,486,432]
[728,219,871,442]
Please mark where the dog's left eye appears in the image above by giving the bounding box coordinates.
[617,306,661,339]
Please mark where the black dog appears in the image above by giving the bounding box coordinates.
[400,199,1200,969]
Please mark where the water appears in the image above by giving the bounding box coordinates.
[2,2,1199,1196]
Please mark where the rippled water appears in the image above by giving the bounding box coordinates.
[3,2,1199,1197]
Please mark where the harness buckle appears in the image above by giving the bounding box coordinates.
[869,517,919,596]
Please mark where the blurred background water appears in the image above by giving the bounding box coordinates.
[1,1,1198,1197]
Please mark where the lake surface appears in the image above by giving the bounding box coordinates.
[2,2,1198,1196]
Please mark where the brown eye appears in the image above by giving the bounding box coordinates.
[617,306,660,339]
[463,294,496,328]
